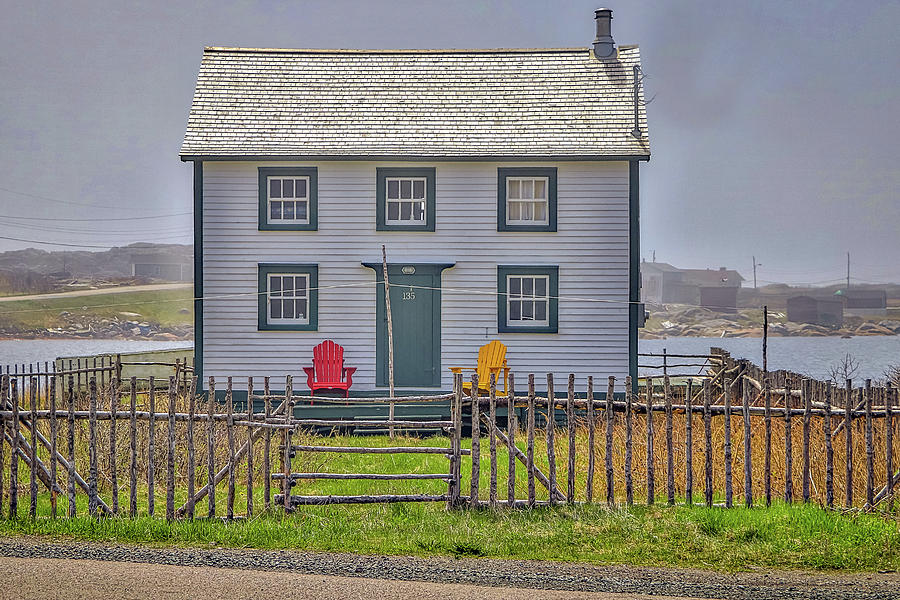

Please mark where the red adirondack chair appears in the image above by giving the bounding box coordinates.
[303,340,356,397]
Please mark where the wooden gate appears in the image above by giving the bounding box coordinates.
[273,374,465,509]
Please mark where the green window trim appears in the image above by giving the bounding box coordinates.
[497,265,559,333]
[497,167,557,232]
[257,263,318,331]
[376,167,436,232]
[258,167,318,231]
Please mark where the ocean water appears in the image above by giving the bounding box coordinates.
[640,336,900,381]
[0,338,193,368]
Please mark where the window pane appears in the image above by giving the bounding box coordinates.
[269,179,281,199]
[535,277,547,297]
[521,179,533,200]
[294,276,306,296]
[270,201,282,220]
[387,179,400,200]
[282,299,295,319]
[270,299,282,319]
[522,300,534,320]
[412,201,425,221]
[535,301,547,321]
[270,276,282,295]
[533,179,546,199]
[388,201,400,221]
[400,202,412,221]
[283,202,295,220]
[413,179,425,199]
[522,277,533,296]
[295,178,307,198]
[296,299,307,319]
[534,201,546,222]
[400,179,412,200]
[507,179,520,200]
[509,300,521,321]
[522,202,533,221]
[296,201,307,221]
[509,276,521,296]
[508,201,520,221]
[282,179,294,198]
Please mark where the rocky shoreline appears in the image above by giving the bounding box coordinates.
[0,310,192,342]
[641,306,900,340]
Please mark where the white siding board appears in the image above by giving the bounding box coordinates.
[202,161,630,391]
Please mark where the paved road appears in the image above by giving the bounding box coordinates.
[0,283,191,303]
[0,556,697,600]
[1,539,898,600]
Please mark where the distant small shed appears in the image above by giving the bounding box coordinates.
[835,289,887,316]
[787,295,843,327]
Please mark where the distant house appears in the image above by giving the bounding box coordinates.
[180,10,651,394]
[130,253,193,282]
[641,262,743,312]
[786,295,843,327]
[835,289,888,316]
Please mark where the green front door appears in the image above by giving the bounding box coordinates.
[369,263,453,388]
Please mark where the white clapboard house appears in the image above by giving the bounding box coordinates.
[180,9,650,396]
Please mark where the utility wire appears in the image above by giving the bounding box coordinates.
[0,185,184,213]
[0,212,191,222]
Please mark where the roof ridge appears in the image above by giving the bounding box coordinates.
[203,45,638,55]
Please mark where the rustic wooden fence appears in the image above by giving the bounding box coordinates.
[0,363,897,520]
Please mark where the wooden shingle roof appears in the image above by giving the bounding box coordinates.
[180,46,650,160]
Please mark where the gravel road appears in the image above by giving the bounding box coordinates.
[0,538,898,600]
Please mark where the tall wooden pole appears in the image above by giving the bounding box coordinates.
[382,245,395,438]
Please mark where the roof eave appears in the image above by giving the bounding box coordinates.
[179,153,651,163]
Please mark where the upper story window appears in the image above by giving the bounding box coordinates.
[376,167,436,232]
[258,167,318,231]
[497,167,557,232]
[497,265,559,333]
[257,263,318,331]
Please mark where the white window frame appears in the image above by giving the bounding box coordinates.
[267,176,311,225]
[266,273,310,325]
[506,274,550,327]
[385,176,428,225]
[505,176,550,226]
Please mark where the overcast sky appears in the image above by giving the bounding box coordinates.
[1,0,898,286]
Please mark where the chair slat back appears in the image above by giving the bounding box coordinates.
[313,340,344,382]
[475,340,507,387]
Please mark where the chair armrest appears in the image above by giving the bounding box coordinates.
[302,366,315,376]
[449,367,476,374]
[343,367,357,376]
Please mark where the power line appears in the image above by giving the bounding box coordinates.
[0,185,185,213]
[0,212,191,222]
[0,235,128,249]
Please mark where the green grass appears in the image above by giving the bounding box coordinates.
[3,433,900,572]
[0,288,192,330]
[2,501,899,572]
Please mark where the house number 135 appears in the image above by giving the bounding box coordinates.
[402,289,416,300]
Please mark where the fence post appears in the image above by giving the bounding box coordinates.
[470,374,480,507]
[187,376,197,519]
[546,373,557,506]
[784,379,794,504]
[646,377,655,505]
[865,379,874,508]
[664,375,674,506]
[703,378,712,508]
[263,376,272,510]
[566,374,575,505]
[526,374,535,508]
[685,379,694,507]
[0,375,6,517]
[723,375,733,508]
[507,372,517,506]
[67,376,75,518]
[88,378,99,517]
[845,379,853,508]
[9,379,19,519]
[824,382,834,508]
[166,376,176,521]
[625,375,633,507]
[802,379,811,504]
[109,378,119,516]
[226,377,235,520]
[586,375,595,503]
[887,383,894,510]
[451,372,463,509]
[742,377,752,508]
[30,377,38,519]
[489,373,498,508]
[49,376,58,519]
[129,377,138,518]
[208,377,216,518]
[282,375,293,513]
[247,377,254,519]
[148,376,156,517]
[605,376,615,507]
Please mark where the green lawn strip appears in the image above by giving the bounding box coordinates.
[0,288,192,330]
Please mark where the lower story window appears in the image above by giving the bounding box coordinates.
[258,264,318,331]
[497,265,558,333]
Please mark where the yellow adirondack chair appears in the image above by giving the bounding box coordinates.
[449,340,510,395]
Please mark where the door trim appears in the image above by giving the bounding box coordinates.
[362,262,454,388]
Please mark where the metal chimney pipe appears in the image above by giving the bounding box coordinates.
[593,8,616,59]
